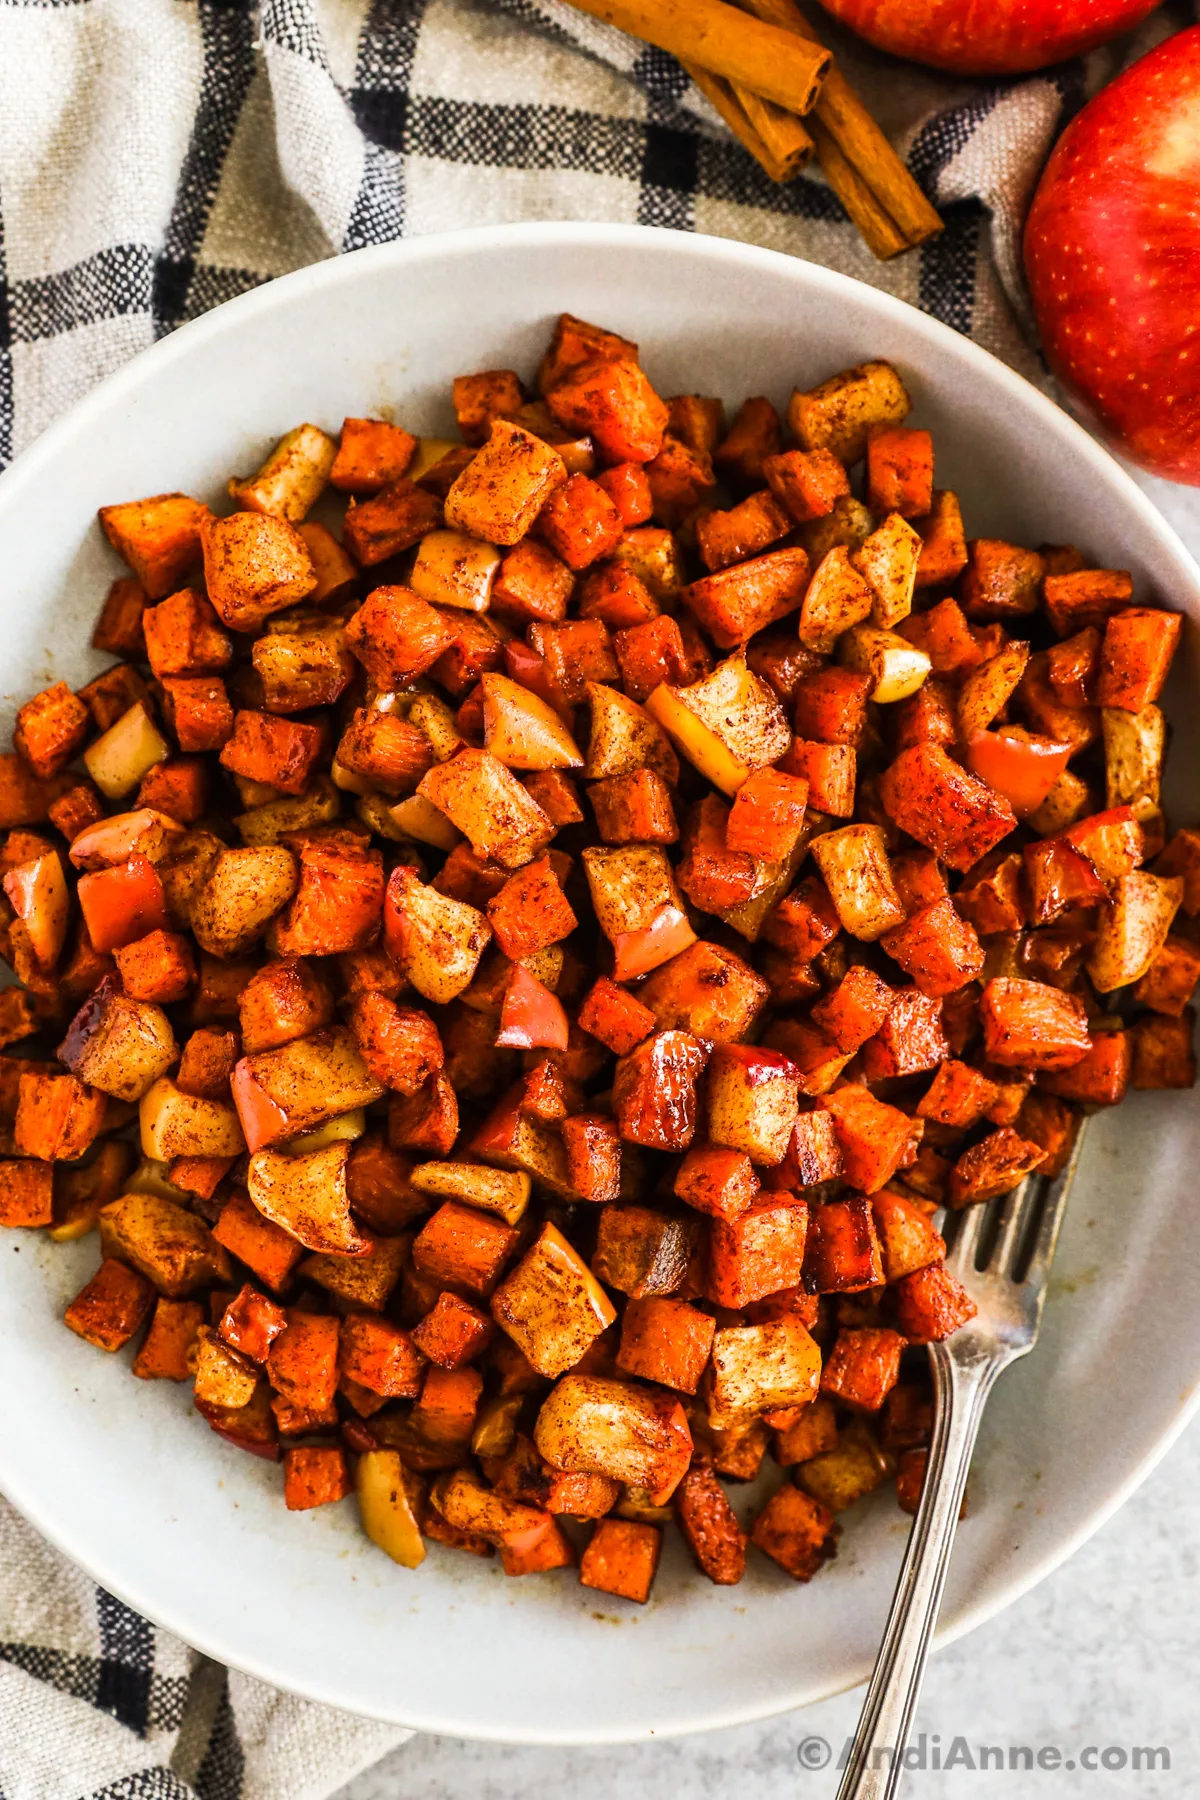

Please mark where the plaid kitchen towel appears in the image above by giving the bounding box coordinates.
[0,1,1193,1796]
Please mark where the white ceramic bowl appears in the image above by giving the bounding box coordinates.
[0,224,1197,1745]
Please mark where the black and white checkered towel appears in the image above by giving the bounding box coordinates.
[0,1,1193,1794]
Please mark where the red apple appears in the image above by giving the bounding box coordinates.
[1025,29,1200,485]
[815,0,1160,75]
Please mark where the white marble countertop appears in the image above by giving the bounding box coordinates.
[337,467,1200,1800]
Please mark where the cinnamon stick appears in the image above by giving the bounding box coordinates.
[683,62,800,184]
[561,0,831,116]
[735,86,814,180]
[738,0,942,255]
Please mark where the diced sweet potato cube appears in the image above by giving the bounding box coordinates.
[676,795,757,913]
[1095,608,1181,712]
[546,358,668,466]
[593,461,653,528]
[763,1110,844,1194]
[577,976,655,1056]
[112,929,195,1004]
[344,585,454,688]
[490,538,573,627]
[707,1197,808,1309]
[613,615,688,704]
[773,1396,839,1466]
[0,1159,53,1227]
[536,473,623,570]
[580,1517,661,1603]
[696,490,791,574]
[14,684,90,780]
[1130,1012,1196,1089]
[1155,828,1200,915]
[14,1072,108,1161]
[643,433,716,528]
[613,1029,708,1152]
[879,743,1017,873]
[979,977,1092,1070]
[592,1204,695,1299]
[142,587,232,681]
[949,1127,1047,1208]
[92,577,149,658]
[892,1263,978,1342]
[803,1195,884,1293]
[878,897,985,1000]
[1043,567,1132,635]
[685,544,811,653]
[725,769,808,862]
[615,1297,715,1395]
[751,1484,838,1581]
[1040,1028,1131,1107]
[219,710,322,797]
[589,768,677,847]
[870,1188,946,1282]
[335,1312,423,1396]
[159,678,234,755]
[64,1256,156,1350]
[811,966,895,1053]
[136,758,209,826]
[274,836,383,959]
[867,427,933,519]
[820,1328,905,1412]
[407,1292,487,1371]
[350,995,443,1096]
[576,560,659,630]
[674,1144,759,1222]
[388,1072,460,1156]
[212,1189,304,1291]
[336,709,433,796]
[673,1460,746,1586]
[132,1296,204,1379]
[959,539,1043,620]
[485,857,576,962]
[283,1445,350,1511]
[218,1282,288,1362]
[329,416,417,492]
[411,1199,518,1298]
[99,493,209,598]
[339,478,442,566]
[561,1113,622,1203]
[1133,936,1200,1016]
[821,1082,920,1196]
[915,1060,996,1128]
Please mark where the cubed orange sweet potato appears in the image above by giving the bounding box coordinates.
[860,990,948,1081]
[1130,1011,1196,1089]
[14,684,91,780]
[1133,936,1200,1016]
[673,1460,746,1585]
[979,976,1091,1071]
[764,876,841,962]
[802,1195,884,1293]
[820,1327,905,1411]
[579,1517,662,1603]
[880,897,984,998]
[485,857,577,962]
[273,836,383,958]
[350,995,443,1096]
[490,538,574,626]
[410,1364,484,1453]
[345,1134,429,1236]
[545,357,668,466]
[112,929,196,1004]
[1095,607,1182,711]
[820,1085,922,1195]
[65,1256,155,1350]
[411,1200,519,1298]
[613,614,689,703]
[341,479,442,565]
[867,427,933,519]
[410,1292,491,1370]
[811,965,895,1053]
[615,1297,715,1395]
[707,1197,809,1309]
[132,1296,205,1379]
[388,1073,459,1156]
[99,493,209,598]
[916,1059,997,1128]
[1046,625,1101,709]
[266,1310,340,1410]
[897,595,979,676]
[159,677,233,754]
[1043,567,1132,635]
[676,795,757,911]
[750,1485,838,1581]
[762,1110,844,1194]
[949,1127,1047,1208]
[0,1159,53,1227]
[891,1263,977,1342]
[219,710,323,797]
[891,679,958,754]
[176,1027,239,1100]
[1040,1028,1131,1107]
[536,473,623,570]
[791,668,870,748]
[142,588,232,681]
[92,577,149,658]
[218,1282,288,1361]
[589,769,678,847]
[284,1444,351,1511]
[612,1030,708,1153]
[136,758,209,826]
[212,1189,304,1292]
[577,976,656,1056]
[725,768,808,861]
[710,395,780,490]
[345,585,455,688]
[561,1113,622,1203]
[683,547,810,650]
[337,1312,424,1395]
[879,744,1017,873]
[759,445,848,524]
[696,491,791,573]
[237,959,331,1056]
[593,461,654,527]
[328,416,417,492]
[958,539,1043,620]
[336,709,432,796]
[643,433,716,527]
[576,560,659,631]
[15,1072,108,1162]
[674,1144,759,1221]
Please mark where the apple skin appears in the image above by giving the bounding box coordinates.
[814,0,1161,75]
[1024,28,1200,486]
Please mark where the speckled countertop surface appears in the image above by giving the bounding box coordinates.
[336,471,1200,1800]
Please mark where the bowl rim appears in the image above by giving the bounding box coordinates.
[1,220,1198,1742]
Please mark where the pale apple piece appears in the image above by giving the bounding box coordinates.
[3,852,70,969]
[851,511,922,629]
[533,1373,692,1504]
[408,437,460,482]
[705,1319,821,1431]
[418,747,556,868]
[193,1326,258,1409]
[480,674,583,771]
[1103,704,1164,810]
[645,653,789,797]
[228,423,338,522]
[1088,870,1184,991]
[798,546,875,655]
[356,1449,426,1569]
[581,844,683,939]
[404,690,463,763]
[583,683,678,782]
[281,1107,367,1156]
[611,526,686,600]
[190,845,298,958]
[410,528,502,613]
[235,775,340,846]
[430,1468,549,1546]
[389,793,463,851]
[471,1394,524,1460]
[232,1027,386,1150]
[788,360,910,464]
[410,1160,532,1226]
[799,495,873,565]
[810,823,906,940]
[98,1191,232,1296]
[838,625,931,703]
[1028,767,1093,837]
[491,1222,616,1378]
[140,1076,247,1160]
[83,703,170,800]
[705,1046,802,1165]
[59,979,177,1102]
[385,866,492,1003]
[247,1138,369,1254]
[68,809,184,870]
[122,1156,195,1202]
[958,641,1031,741]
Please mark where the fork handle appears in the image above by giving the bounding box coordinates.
[834,1343,999,1800]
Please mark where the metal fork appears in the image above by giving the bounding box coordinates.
[834,1128,1087,1800]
